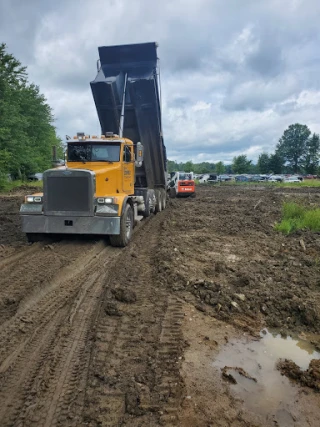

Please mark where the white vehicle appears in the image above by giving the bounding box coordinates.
[268,175,283,182]
[198,174,210,183]
[284,176,301,183]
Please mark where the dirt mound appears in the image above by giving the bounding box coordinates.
[0,195,28,245]
[156,185,320,334]
[112,287,137,303]
[277,359,320,391]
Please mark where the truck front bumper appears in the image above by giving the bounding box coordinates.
[21,214,120,235]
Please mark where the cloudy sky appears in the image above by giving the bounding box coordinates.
[1,0,320,163]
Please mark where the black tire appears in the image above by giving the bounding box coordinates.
[169,187,176,198]
[161,189,167,210]
[109,204,133,247]
[142,191,152,218]
[154,190,162,213]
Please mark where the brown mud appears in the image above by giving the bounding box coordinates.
[277,358,320,391]
[0,185,319,426]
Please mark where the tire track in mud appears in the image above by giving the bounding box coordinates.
[83,214,185,427]
[0,242,42,271]
[18,271,103,427]
[0,241,122,427]
[0,240,104,325]
[0,204,185,427]
[155,296,185,426]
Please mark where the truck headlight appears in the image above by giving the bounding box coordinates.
[96,197,117,204]
[25,196,43,203]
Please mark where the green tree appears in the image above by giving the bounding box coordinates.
[276,124,311,173]
[167,160,178,173]
[225,164,233,174]
[215,161,225,175]
[304,133,320,174]
[184,160,194,172]
[0,43,63,183]
[268,153,283,174]
[232,155,252,174]
[257,153,270,174]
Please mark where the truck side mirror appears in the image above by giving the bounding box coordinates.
[135,142,144,167]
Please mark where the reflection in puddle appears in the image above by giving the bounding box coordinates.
[213,329,320,426]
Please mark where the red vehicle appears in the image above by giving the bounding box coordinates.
[169,172,195,197]
[304,174,318,179]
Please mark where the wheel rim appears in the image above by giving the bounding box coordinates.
[125,211,132,238]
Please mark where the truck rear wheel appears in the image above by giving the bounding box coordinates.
[154,190,162,213]
[161,189,167,209]
[169,187,176,198]
[109,204,133,247]
[142,191,152,218]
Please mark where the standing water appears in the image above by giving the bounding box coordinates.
[213,329,320,426]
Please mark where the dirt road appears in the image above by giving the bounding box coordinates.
[0,185,319,426]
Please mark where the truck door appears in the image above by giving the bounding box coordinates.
[122,145,134,193]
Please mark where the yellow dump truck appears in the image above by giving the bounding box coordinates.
[20,42,167,247]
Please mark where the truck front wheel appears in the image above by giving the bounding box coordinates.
[109,204,133,247]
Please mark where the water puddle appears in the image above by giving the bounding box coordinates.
[213,329,320,426]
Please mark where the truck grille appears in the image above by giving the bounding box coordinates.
[43,170,95,216]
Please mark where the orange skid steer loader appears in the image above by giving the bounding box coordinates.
[169,172,196,198]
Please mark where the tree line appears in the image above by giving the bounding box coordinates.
[169,124,320,175]
[0,43,63,186]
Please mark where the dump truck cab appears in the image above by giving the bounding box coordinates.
[67,132,136,198]
[20,132,146,246]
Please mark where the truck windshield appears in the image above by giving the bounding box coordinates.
[68,144,120,162]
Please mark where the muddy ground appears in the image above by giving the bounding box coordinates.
[0,185,319,426]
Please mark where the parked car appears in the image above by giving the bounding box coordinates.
[268,175,283,182]
[284,176,301,183]
[207,174,218,183]
[218,174,232,182]
[198,174,210,183]
[250,175,262,182]
[27,173,43,181]
[235,175,250,182]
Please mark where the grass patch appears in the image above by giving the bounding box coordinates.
[276,179,320,188]
[217,179,320,187]
[282,202,305,220]
[275,202,320,234]
[302,209,320,231]
[0,180,43,193]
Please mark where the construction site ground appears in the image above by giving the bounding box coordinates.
[0,184,320,427]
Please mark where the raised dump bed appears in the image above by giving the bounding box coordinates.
[90,42,167,190]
